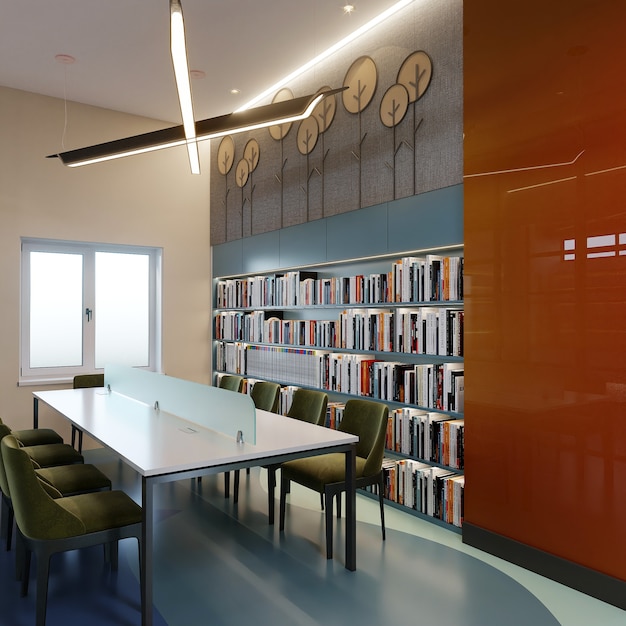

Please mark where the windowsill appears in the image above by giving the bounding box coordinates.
[18,377,75,387]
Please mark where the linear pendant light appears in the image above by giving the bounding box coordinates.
[46,88,344,168]
[170,0,200,174]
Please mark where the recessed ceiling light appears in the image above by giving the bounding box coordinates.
[190,69,206,79]
[343,4,355,14]
[230,88,241,95]
[55,54,75,64]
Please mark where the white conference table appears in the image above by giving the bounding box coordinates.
[33,387,358,626]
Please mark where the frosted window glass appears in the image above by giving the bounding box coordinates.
[30,252,83,368]
[95,252,150,369]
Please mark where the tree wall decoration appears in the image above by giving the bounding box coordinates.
[217,135,235,241]
[311,86,338,218]
[242,138,260,236]
[342,56,378,210]
[297,114,319,221]
[235,156,249,238]
[396,50,433,194]
[268,87,295,228]
[380,83,409,199]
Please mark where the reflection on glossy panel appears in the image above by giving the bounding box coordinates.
[464,0,626,581]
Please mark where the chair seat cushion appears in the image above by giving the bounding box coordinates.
[36,464,112,497]
[281,454,367,493]
[57,491,142,534]
[11,428,63,447]
[21,443,84,469]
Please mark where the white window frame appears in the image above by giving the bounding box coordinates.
[20,238,162,385]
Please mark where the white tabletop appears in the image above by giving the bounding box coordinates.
[34,388,358,477]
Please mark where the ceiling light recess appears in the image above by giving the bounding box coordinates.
[47,88,345,168]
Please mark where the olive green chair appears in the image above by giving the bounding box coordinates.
[263,389,328,524]
[2,435,142,626]
[229,381,281,502]
[0,418,84,469]
[71,373,105,452]
[0,423,111,553]
[250,381,281,414]
[279,398,388,559]
[0,417,63,448]
[218,374,244,392]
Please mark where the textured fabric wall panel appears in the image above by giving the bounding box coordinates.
[210,0,462,245]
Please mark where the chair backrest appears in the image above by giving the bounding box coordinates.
[73,373,105,389]
[218,375,244,393]
[0,422,13,497]
[338,399,388,477]
[250,381,281,413]
[1,435,85,540]
[286,389,328,426]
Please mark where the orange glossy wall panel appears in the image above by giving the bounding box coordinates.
[464,0,626,580]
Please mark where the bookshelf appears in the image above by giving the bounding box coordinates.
[213,246,465,531]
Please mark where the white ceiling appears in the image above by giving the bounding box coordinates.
[0,0,402,126]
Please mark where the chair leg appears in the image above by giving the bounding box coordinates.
[324,488,334,559]
[224,472,230,498]
[110,540,119,571]
[379,473,386,540]
[233,470,240,504]
[1,495,12,551]
[15,529,26,582]
[336,492,342,519]
[267,466,277,525]
[320,493,324,511]
[36,550,52,626]
[20,540,31,596]
[279,476,290,531]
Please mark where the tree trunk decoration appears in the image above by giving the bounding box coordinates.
[342,56,378,210]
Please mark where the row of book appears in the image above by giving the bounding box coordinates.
[216,255,464,309]
[215,342,464,413]
[214,307,464,357]
[379,458,464,527]
[387,408,464,468]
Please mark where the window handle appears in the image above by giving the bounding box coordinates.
[85,308,93,322]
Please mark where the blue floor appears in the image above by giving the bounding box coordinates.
[1,448,624,626]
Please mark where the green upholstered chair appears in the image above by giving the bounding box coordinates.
[218,374,244,392]
[1,435,142,626]
[250,381,281,413]
[229,381,281,501]
[0,424,111,552]
[279,398,388,559]
[0,420,85,552]
[0,418,84,469]
[0,417,63,447]
[71,373,105,452]
[263,389,329,524]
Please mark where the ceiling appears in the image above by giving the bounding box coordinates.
[0,0,402,128]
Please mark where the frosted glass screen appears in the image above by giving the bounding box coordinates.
[29,251,83,368]
[105,365,257,444]
[95,252,150,368]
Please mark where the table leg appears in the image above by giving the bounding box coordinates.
[345,444,356,571]
[142,476,154,626]
[33,397,39,429]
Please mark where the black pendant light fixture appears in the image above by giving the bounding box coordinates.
[46,0,343,173]
[46,89,344,169]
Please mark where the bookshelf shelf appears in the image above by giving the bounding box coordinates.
[213,246,465,530]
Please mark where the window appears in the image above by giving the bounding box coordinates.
[20,239,162,384]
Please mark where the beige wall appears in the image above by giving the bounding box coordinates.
[0,86,212,441]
